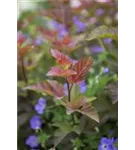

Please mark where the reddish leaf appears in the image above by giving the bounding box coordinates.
[25,80,64,99]
[16,45,33,64]
[51,49,73,69]
[62,96,99,122]
[68,57,93,83]
[17,37,25,47]
[47,66,76,77]
[38,27,57,41]
[18,45,33,60]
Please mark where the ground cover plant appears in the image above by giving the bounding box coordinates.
[17,0,118,149]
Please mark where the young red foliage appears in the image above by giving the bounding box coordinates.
[47,66,76,77]
[25,80,64,99]
[51,49,73,68]
[68,57,93,83]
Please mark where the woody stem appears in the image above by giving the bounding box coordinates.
[66,78,71,102]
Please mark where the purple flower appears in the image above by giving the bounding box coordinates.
[114,138,119,143]
[104,68,109,73]
[98,137,117,150]
[63,83,68,96]
[26,135,39,148]
[58,27,68,38]
[50,20,68,38]
[79,81,87,93]
[38,97,46,105]
[34,36,44,46]
[73,16,86,32]
[91,45,103,53]
[17,31,25,40]
[34,98,46,114]
[30,115,42,130]
[104,38,112,44]
[96,8,105,16]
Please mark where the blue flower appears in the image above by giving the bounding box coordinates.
[26,135,39,148]
[63,83,68,96]
[98,137,118,150]
[79,81,87,93]
[104,68,109,73]
[34,36,44,46]
[73,16,86,32]
[38,97,46,105]
[58,27,68,38]
[50,20,68,38]
[96,8,105,16]
[91,45,103,53]
[30,115,42,130]
[104,38,112,44]
[35,98,46,114]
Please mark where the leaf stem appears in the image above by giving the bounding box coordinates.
[21,57,28,84]
[97,38,109,52]
[66,78,71,102]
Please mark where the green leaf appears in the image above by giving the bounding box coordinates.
[52,121,74,148]
[85,25,118,41]
[38,133,50,147]
[87,97,97,103]
[72,138,85,148]
[70,84,80,100]
[53,132,68,148]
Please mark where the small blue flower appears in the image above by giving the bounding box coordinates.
[30,115,42,130]
[91,45,103,53]
[73,16,86,32]
[34,36,44,46]
[96,8,105,16]
[50,20,68,38]
[26,135,39,148]
[63,83,68,96]
[38,97,46,105]
[98,137,117,150]
[104,38,112,44]
[59,28,68,38]
[104,68,109,73]
[35,98,46,114]
[80,81,87,93]
[114,138,118,143]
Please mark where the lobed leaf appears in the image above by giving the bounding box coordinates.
[51,49,73,69]
[17,45,33,59]
[24,80,64,99]
[46,66,76,77]
[86,25,118,41]
[62,96,99,122]
[68,57,93,83]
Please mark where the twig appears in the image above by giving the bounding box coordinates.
[66,78,71,102]
[21,57,28,84]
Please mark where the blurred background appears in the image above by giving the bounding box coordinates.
[17,0,118,149]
